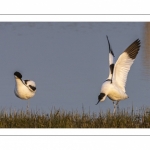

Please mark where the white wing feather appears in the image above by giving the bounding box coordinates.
[112,53,134,92]
[106,36,115,80]
[112,39,140,92]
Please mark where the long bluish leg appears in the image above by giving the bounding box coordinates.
[27,100,30,115]
[113,101,116,114]
[116,101,119,113]
[116,101,119,112]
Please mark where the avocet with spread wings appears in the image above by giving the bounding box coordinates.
[96,36,140,114]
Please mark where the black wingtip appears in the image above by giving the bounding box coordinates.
[106,35,115,57]
[136,39,141,45]
[124,38,141,59]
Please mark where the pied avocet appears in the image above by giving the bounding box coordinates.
[14,71,36,108]
[96,36,140,114]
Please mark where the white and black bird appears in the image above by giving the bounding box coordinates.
[96,36,140,114]
[14,71,36,100]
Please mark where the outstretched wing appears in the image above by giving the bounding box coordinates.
[106,35,115,81]
[112,39,140,92]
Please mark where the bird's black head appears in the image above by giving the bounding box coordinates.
[14,71,22,79]
[96,93,106,105]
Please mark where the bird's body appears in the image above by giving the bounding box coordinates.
[100,80,128,102]
[96,36,140,113]
[14,72,36,100]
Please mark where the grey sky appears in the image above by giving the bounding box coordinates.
[0,22,147,114]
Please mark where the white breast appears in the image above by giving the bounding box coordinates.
[107,84,128,101]
[15,78,35,100]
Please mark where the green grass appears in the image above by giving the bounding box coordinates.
[0,107,150,128]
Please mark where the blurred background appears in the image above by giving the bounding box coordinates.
[0,22,148,114]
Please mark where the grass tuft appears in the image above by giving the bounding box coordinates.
[0,107,150,128]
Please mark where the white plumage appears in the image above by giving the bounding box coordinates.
[14,71,36,100]
[96,36,140,114]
